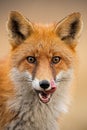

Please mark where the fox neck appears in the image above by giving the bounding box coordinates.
[7,94,59,130]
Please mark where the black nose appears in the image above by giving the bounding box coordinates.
[39,80,50,89]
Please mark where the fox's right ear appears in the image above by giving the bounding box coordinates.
[7,11,34,46]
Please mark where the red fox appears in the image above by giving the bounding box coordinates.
[0,11,82,130]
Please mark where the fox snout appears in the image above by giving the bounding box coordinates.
[32,79,57,103]
[32,79,56,91]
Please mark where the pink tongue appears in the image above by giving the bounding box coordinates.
[45,80,57,94]
[45,87,56,94]
[50,80,56,88]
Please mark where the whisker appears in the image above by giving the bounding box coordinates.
[56,78,70,83]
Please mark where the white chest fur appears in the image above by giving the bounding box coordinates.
[6,67,73,130]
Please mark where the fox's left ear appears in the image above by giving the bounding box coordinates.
[7,11,34,46]
[55,12,83,45]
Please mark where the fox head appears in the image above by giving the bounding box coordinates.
[7,11,82,104]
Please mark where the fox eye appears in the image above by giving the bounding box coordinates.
[52,56,61,64]
[27,56,36,64]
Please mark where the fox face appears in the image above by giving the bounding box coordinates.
[7,11,82,105]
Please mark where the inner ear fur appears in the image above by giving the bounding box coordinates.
[55,12,83,43]
[7,11,34,45]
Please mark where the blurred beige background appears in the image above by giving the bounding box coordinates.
[0,0,87,130]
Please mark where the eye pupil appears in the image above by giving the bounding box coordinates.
[27,56,36,64]
[52,56,61,64]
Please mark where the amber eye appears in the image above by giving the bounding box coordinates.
[52,56,61,64]
[27,56,36,64]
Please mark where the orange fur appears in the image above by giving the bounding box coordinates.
[0,11,82,129]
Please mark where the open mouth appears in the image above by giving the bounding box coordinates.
[38,91,51,103]
[35,87,56,104]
